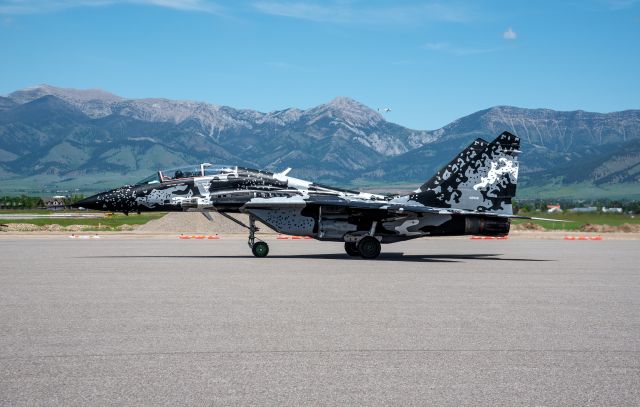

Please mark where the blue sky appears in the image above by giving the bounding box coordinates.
[0,0,638,129]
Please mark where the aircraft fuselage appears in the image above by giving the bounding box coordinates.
[76,165,509,244]
[76,132,521,258]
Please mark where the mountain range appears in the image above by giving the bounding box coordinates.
[1,84,639,199]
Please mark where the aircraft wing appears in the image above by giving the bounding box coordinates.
[243,195,569,222]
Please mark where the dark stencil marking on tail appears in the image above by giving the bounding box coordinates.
[412,132,520,214]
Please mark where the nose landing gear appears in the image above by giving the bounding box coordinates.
[248,214,269,258]
[207,211,270,258]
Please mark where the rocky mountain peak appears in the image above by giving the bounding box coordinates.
[8,84,124,119]
[9,84,123,105]
[327,96,362,108]
[305,96,384,128]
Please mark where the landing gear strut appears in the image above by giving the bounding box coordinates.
[209,211,270,257]
[248,214,269,257]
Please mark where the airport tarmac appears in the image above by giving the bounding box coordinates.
[1,236,639,406]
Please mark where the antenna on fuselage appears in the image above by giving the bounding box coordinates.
[277,167,292,176]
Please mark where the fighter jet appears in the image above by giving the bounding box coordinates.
[75,131,539,258]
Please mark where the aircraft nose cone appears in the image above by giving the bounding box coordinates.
[73,194,100,210]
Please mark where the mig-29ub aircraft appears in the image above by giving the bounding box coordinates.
[76,131,541,259]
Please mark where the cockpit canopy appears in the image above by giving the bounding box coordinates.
[135,173,162,185]
[135,163,236,185]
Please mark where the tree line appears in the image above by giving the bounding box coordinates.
[513,199,640,214]
[0,194,86,209]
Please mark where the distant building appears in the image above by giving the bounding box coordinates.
[569,207,597,213]
[546,204,562,214]
[602,207,623,213]
[41,197,67,210]
[0,201,19,209]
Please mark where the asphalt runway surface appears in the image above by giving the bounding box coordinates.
[1,236,639,406]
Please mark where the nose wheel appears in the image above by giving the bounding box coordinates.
[251,241,269,257]
[248,214,269,258]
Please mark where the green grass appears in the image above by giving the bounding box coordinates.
[0,171,150,195]
[0,208,104,214]
[0,209,62,214]
[516,182,640,200]
[0,212,166,229]
[512,212,640,231]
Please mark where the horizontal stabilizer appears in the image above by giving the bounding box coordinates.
[512,216,573,222]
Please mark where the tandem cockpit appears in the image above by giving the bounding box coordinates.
[134,163,237,185]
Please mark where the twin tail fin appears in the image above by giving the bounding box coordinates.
[410,131,520,215]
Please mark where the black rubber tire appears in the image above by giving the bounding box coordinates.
[252,241,269,257]
[344,242,360,256]
[357,236,381,259]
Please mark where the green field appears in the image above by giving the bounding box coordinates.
[0,171,149,195]
[0,209,61,214]
[0,212,166,230]
[516,182,640,201]
[512,212,640,231]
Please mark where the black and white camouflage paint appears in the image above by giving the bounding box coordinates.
[76,132,520,242]
[402,132,520,214]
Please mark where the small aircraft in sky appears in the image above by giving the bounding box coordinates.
[76,131,544,258]
[378,107,391,112]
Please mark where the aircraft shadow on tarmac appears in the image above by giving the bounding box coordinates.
[84,253,552,263]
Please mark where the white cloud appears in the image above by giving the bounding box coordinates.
[0,0,221,14]
[252,1,473,25]
[503,27,517,40]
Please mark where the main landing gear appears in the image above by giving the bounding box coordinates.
[344,236,381,259]
[344,242,360,256]
[343,220,382,259]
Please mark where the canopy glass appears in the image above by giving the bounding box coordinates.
[135,163,236,184]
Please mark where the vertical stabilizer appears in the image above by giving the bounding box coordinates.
[409,132,520,214]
